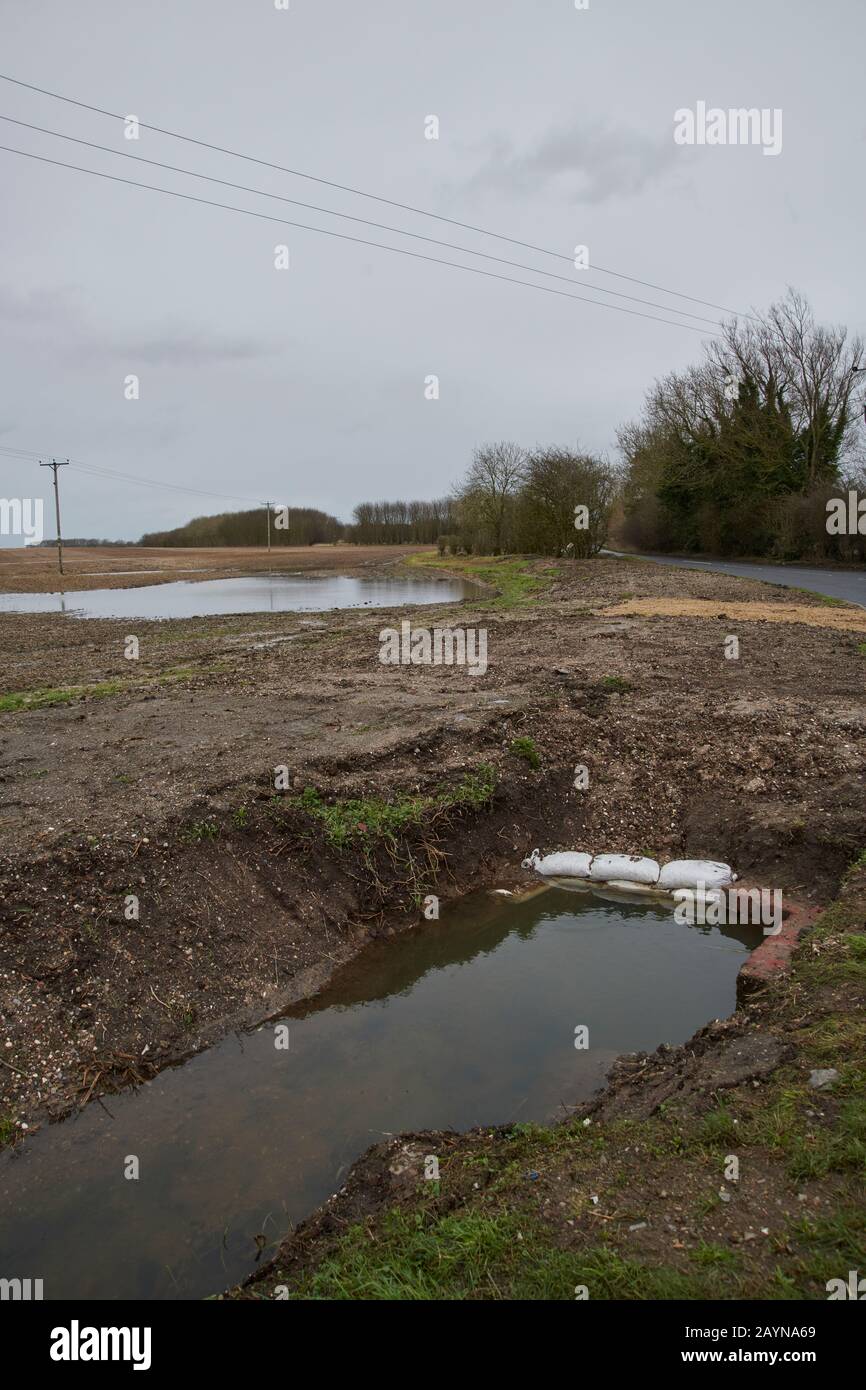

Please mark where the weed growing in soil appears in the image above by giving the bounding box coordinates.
[287,765,498,850]
[510,736,541,769]
[0,665,210,713]
[0,682,122,711]
[182,818,220,844]
[265,765,498,909]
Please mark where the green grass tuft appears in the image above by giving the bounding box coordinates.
[288,765,498,850]
[182,818,220,844]
[0,681,122,712]
[510,736,541,769]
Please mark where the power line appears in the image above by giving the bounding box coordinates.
[70,460,265,506]
[0,70,754,322]
[0,445,267,506]
[0,142,722,336]
[0,114,723,328]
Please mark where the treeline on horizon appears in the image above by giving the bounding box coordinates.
[36,538,138,547]
[349,498,456,544]
[140,506,342,548]
[138,290,865,563]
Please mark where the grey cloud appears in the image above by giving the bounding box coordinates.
[0,284,86,326]
[460,118,679,205]
[69,325,277,368]
[129,332,275,368]
[0,286,271,367]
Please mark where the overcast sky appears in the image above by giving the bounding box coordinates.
[1,0,864,542]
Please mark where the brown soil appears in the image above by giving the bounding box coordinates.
[2,551,865,1152]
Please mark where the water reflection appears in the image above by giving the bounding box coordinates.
[0,574,477,620]
[0,888,761,1300]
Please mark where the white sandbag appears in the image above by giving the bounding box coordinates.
[589,853,659,886]
[522,848,593,879]
[658,859,736,891]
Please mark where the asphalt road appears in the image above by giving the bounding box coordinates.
[608,552,866,608]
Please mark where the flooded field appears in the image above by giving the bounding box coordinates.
[0,573,476,619]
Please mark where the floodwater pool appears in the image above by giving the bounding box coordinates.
[0,573,477,620]
[0,886,761,1300]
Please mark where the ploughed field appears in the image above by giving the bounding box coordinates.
[0,542,429,593]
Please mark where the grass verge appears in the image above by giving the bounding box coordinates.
[406,552,555,608]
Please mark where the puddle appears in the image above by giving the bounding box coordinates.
[0,887,761,1300]
[0,574,476,620]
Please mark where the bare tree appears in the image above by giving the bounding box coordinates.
[457,441,527,553]
[519,447,617,557]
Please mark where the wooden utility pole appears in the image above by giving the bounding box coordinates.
[262,500,273,554]
[39,458,69,575]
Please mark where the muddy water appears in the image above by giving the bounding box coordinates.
[0,888,761,1300]
[0,573,476,619]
